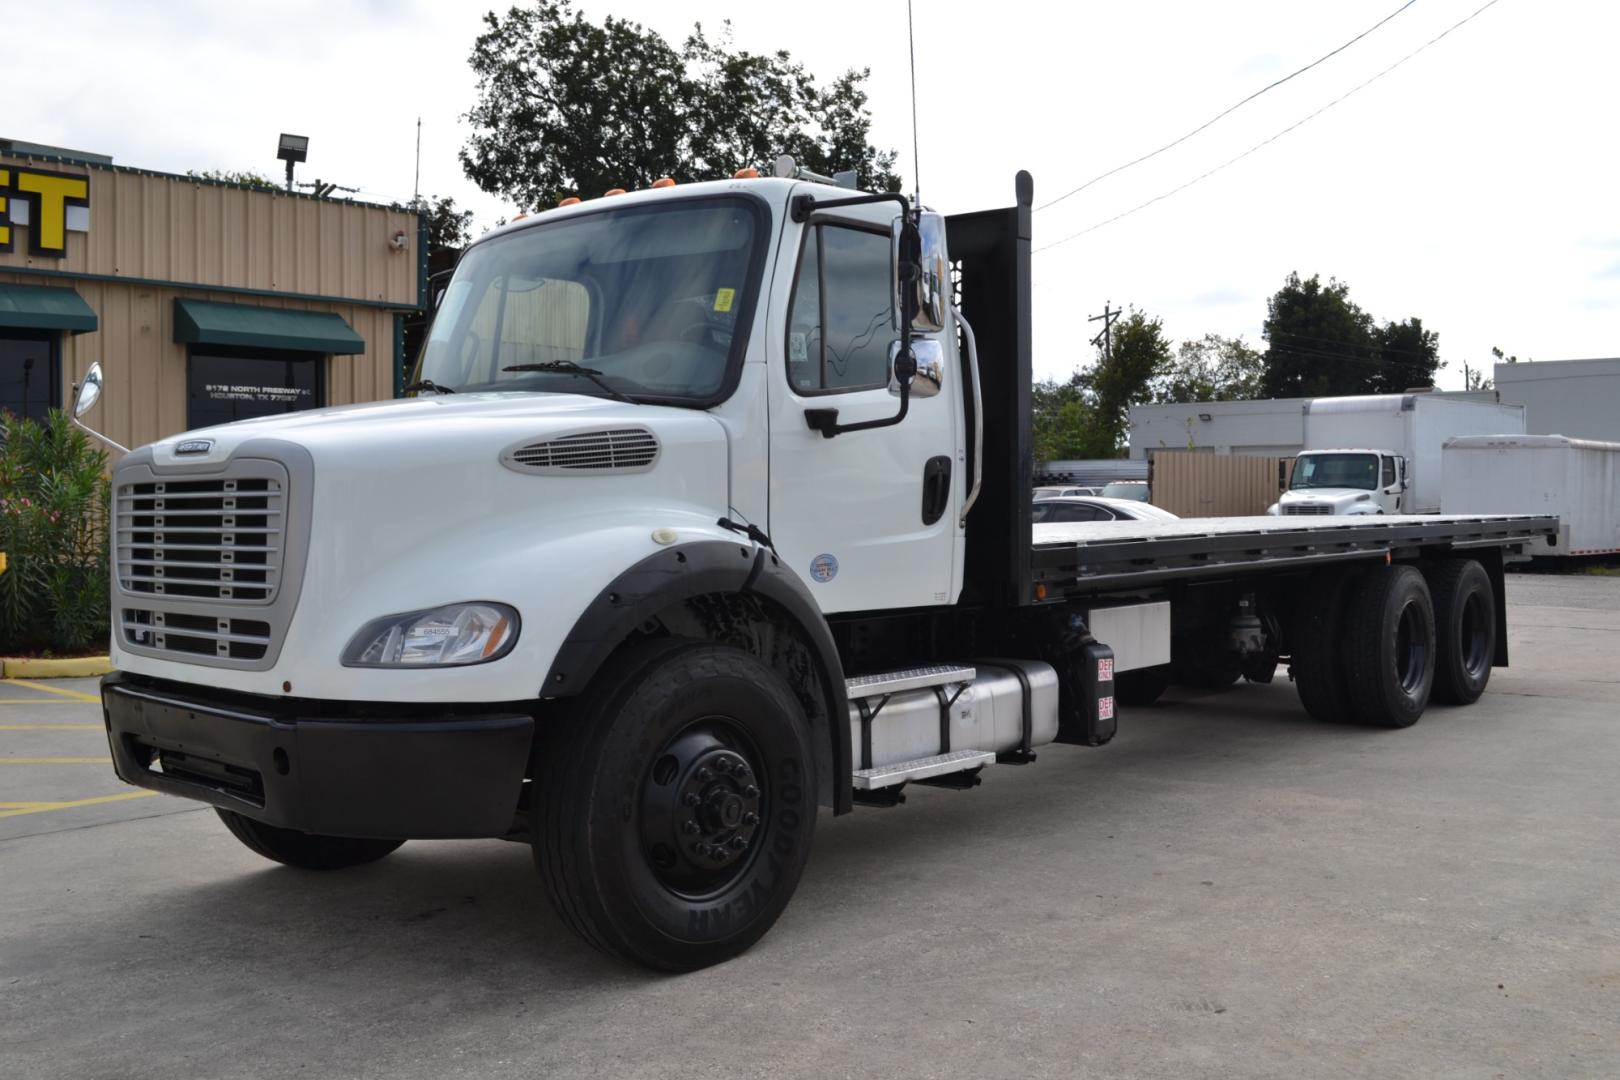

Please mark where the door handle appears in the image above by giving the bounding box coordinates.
[921,455,952,526]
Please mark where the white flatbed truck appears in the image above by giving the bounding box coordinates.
[84,170,1556,970]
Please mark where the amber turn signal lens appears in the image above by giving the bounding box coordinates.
[557,196,581,207]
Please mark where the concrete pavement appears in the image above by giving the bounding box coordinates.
[1,577,1616,1079]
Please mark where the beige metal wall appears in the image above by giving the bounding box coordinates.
[0,270,396,451]
[1149,451,1295,518]
[0,154,419,307]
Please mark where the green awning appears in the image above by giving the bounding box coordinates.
[173,299,365,355]
[0,283,98,334]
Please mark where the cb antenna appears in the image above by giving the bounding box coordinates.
[906,0,921,213]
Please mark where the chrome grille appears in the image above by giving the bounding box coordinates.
[503,428,659,474]
[120,609,273,662]
[1282,504,1334,516]
[116,475,284,603]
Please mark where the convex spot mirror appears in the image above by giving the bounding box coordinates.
[891,211,948,335]
[73,361,105,418]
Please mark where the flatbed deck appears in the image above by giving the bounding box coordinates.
[1032,514,1559,593]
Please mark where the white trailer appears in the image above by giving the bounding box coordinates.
[1443,434,1620,558]
[1279,395,1526,515]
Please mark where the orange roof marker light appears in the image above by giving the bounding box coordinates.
[650,177,676,189]
[557,196,581,207]
[733,167,760,179]
[603,187,627,197]
[510,213,529,222]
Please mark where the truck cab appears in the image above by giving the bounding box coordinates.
[1276,448,1406,515]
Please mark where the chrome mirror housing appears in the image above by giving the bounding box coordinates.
[73,361,104,418]
[888,339,944,398]
[891,212,948,334]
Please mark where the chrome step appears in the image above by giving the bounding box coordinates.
[845,664,976,699]
[852,749,996,790]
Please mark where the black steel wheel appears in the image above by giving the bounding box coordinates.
[1343,564,1436,728]
[215,809,404,870]
[533,640,816,971]
[1425,559,1496,705]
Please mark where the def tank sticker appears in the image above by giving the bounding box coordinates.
[809,553,839,583]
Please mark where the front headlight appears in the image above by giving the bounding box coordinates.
[342,603,520,668]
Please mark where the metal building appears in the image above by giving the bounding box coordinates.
[1494,357,1620,442]
[0,146,424,450]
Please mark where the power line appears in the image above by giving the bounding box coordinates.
[1035,0,1418,213]
[1034,0,1503,255]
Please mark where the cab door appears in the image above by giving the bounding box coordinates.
[765,207,961,613]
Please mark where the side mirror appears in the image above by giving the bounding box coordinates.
[891,211,948,334]
[73,361,104,418]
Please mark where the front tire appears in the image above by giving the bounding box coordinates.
[215,809,405,870]
[533,640,817,971]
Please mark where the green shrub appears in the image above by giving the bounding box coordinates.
[0,410,111,654]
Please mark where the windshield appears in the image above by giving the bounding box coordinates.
[1100,482,1149,502]
[413,196,766,404]
[1291,453,1379,490]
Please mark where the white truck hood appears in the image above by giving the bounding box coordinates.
[1279,488,1377,513]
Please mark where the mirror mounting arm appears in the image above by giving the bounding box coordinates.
[790,191,911,224]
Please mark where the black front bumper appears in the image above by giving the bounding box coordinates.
[102,672,535,840]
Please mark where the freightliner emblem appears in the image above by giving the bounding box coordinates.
[175,439,214,455]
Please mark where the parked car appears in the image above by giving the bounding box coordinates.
[1031,496,1179,523]
[1033,484,1099,499]
[1099,480,1151,502]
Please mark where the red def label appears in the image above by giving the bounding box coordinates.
[1098,657,1114,682]
[1098,695,1115,720]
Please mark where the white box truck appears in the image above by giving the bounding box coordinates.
[1276,394,1525,516]
[1443,434,1620,558]
[76,171,1554,970]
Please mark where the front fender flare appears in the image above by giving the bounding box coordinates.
[544,541,851,814]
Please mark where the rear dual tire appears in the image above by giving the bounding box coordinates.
[1424,559,1496,705]
[1293,563,1442,728]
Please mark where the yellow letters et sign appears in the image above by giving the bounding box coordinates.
[0,166,90,258]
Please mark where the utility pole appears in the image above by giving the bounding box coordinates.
[1088,302,1120,369]
[413,117,422,201]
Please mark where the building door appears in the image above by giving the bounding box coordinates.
[186,346,325,430]
[0,331,59,424]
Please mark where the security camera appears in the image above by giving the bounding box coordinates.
[389,230,409,251]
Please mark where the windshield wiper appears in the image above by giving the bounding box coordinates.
[402,379,456,394]
[502,361,636,404]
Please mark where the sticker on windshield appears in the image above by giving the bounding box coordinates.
[789,332,808,362]
[809,553,838,583]
[713,287,736,313]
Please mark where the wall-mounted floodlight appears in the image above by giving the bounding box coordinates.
[1198,413,1213,422]
[277,133,309,191]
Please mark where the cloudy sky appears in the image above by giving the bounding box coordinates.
[11,0,1616,387]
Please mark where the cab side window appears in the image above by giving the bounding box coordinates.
[1382,457,1397,487]
[786,224,892,394]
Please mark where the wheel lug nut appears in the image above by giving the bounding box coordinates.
[743,785,759,798]
[730,836,747,851]
[712,759,730,774]
[697,767,711,781]
[682,820,699,835]
[733,762,749,777]
[683,793,700,806]
[743,811,759,826]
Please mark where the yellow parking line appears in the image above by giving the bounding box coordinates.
[0,723,103,730]
[0,790,158,818]
[3,679,101,704]
[0,757,112,764]
[0,699,78,705]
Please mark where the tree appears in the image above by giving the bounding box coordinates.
[187,169,279,191]
[1372,317,1441,394]
[1032,378,1112,463]
[1091,307,1172,453]
[1153,334,1264,403]
[461,2,899,211]
[1260,273,1442,397]
[393,194,474,260]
